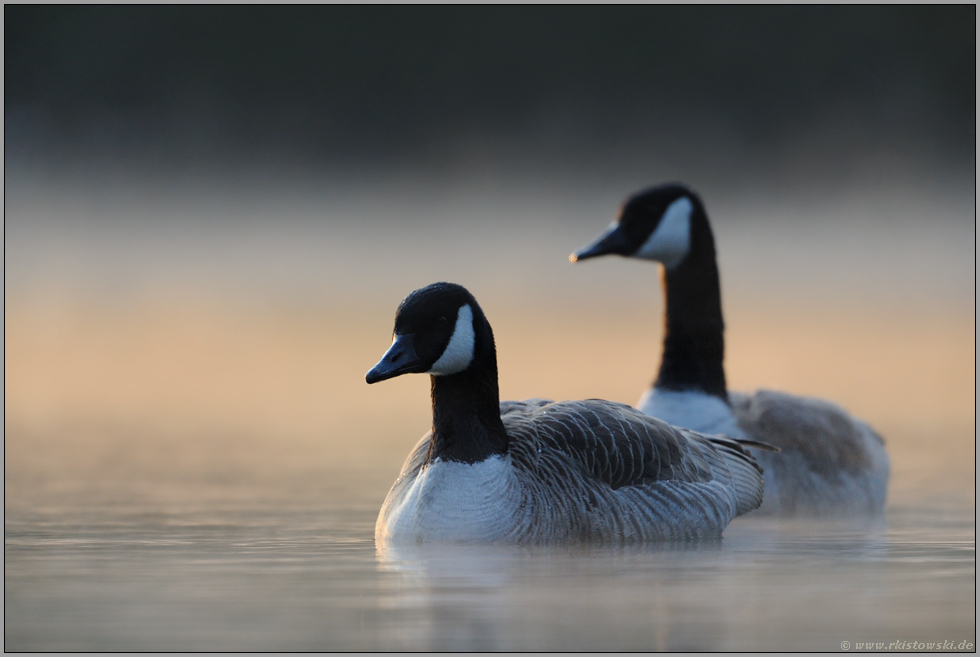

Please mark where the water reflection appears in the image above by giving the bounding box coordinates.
[375,540,732,651]
[366,509,973,652]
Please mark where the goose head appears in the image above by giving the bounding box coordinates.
[570,182,704,269]
[366,282,489,384]
[570,182,727,401]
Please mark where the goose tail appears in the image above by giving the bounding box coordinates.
[705,434,767,516]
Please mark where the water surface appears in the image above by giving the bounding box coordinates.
[5,462,974,652]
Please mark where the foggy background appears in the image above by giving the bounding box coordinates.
[5,5,976,521]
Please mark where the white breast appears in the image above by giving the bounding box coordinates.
[638,387,744,439]
[376,455,523,546]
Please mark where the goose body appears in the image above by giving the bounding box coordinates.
[366,283,765,546]
[572,183,890,516]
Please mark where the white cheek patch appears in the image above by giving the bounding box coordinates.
[427,304,475,376]
[634,196,692,268]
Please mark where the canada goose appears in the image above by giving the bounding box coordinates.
[366,282,767,545]
[571,183,889,515]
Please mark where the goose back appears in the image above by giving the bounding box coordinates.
[731,390,889,515]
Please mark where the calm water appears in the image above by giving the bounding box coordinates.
[5,466,975,652]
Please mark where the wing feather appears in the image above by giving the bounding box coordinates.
[501,398,756,494]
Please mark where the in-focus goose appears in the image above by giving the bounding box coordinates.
[365,282,767,545]
[571,182,889,516]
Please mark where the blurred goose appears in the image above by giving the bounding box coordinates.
[365,282,766,545]
[571,182,889,516]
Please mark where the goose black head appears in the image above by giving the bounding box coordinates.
[571,182,702,269]
[366,282,486,384]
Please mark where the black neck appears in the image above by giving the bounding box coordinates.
[654,208,728,401]
[427,342,509,464]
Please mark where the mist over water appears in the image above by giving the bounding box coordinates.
[5,5,975,651]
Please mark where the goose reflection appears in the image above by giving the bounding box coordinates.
[374,541,730,652]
